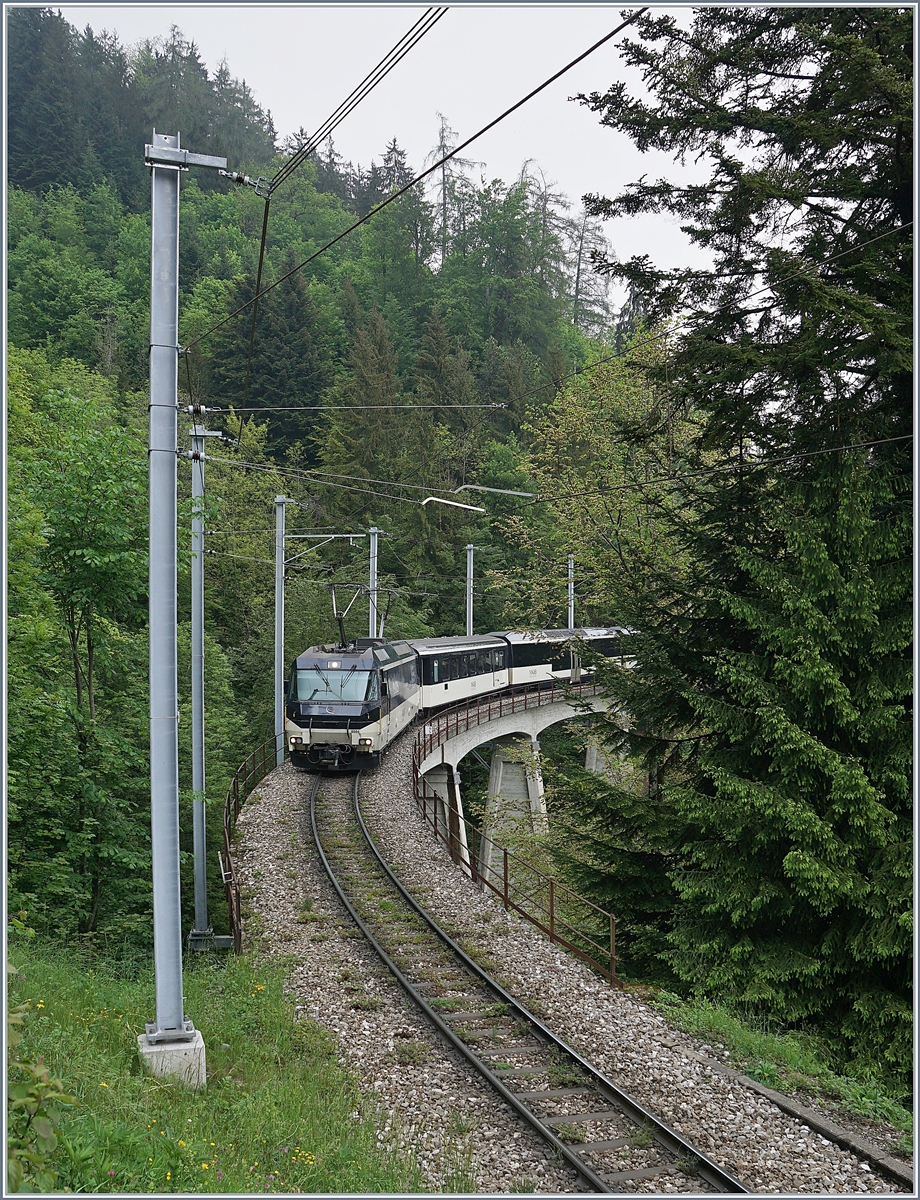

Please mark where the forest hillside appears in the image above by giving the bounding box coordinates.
[7,6,912,1105]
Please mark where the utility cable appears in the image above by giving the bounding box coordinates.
[470,218,916,429]
[271,8,448,192]
[193,433,910,519]
[511,434,913,510]
[182,7,648,354]
[204,454,426,506]
[212,403,505,412]
[230,8,448,430]
[238,195,273,444]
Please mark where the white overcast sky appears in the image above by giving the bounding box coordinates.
[52,3,712,291]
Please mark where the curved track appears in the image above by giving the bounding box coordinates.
[309,771,749,1195]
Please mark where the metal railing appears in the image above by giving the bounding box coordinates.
[220,734,283,952]
[411,683,618,985]
[415,679,603,766]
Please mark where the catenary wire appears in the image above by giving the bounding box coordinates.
[212,403,505,412]
[483,219,916,421]
[271,8,448,191]
[510,434,913,510]
[182,8,648,354]
[233,9,447,435]
[194,434,909,517]
[204,454,426,506]
[209,218,912,462]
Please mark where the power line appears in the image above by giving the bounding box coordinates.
[182,7,648,354]
[512,434,913,509]
[231,8,447,434]
[213,403,505,413]
[489,219,916,420]
[204,454,426,506]
[271,8,448,192]
[280,467,463,494]
[205,551,275,566]
[196,433,909,518]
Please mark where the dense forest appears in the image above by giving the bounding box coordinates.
[7,6,912,1099]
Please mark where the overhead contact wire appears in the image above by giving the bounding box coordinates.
[271,8,448,191]
[183,7,649,353]
[194,435,909,516]
[493,220,916,423]
[512,434,914,510]
[211,403,504,412]
[239,194,273,440]
[225,7,448,425]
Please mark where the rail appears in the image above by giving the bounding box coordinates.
[220,735,283,952]
[412,681,618,984]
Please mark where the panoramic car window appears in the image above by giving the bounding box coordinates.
[294,668,378,703]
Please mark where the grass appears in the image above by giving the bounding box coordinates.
[390,1039,430,1067]
[428,997,467,1012]
[647,991,913,1142]
[350,996,383,1013]
[509,1175,536,1192]
[553,1122,586,1144]
[8,939,425,1194]
[546,1058,584,1089]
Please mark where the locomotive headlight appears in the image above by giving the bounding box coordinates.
[359,738,373,747]
[290,736,303,745]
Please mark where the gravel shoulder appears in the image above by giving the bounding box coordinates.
[234,737,911,1195]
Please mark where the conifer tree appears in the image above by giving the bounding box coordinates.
[207,263,341,453]
[569,7,911,1087]
[314,310,409,523]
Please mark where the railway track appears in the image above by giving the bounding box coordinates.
[309,770,749,1195]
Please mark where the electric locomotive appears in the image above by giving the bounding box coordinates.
[286,638,418,770]
[285,626,627,773]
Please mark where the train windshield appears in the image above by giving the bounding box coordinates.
[292,667,378,703]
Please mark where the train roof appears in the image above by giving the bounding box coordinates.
[371,641,416,665]
[493,627,626,644]
[293,646,376,669]
[409,635,507,656]
[293,638,416,670]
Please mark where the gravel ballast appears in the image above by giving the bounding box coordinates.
[235,765,581,1193]
[234,739,909,1195]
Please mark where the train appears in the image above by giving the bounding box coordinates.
[285,627,626,771]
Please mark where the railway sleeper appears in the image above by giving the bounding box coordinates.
[543,1109,630,1127]
[515,1087,594,1100]
[311,772,747,1196]
[600,1165,676,1184]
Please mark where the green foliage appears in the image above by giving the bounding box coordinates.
[7,1000,77,1193]
[7,352,154,940]
[648,991,912,1136]
[7,10,273,207]
[6,941,424,1194]
[7,921,77,1193]
[523,6,914,1095]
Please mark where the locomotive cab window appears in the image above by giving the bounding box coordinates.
[292,668,378,703]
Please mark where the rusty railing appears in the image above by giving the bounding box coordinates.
[412,683,618,984]
[220,736,283,952]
